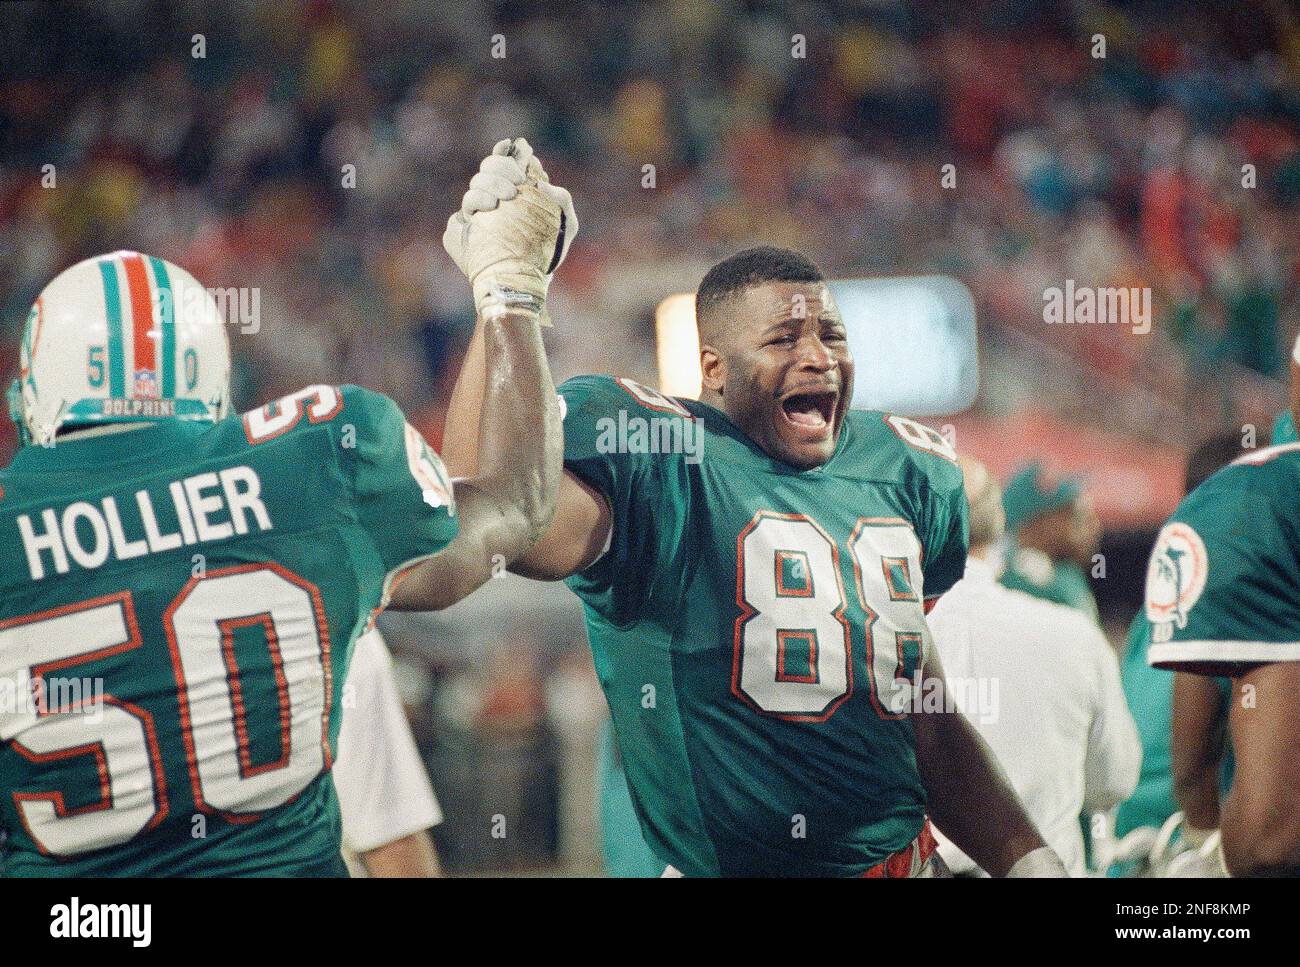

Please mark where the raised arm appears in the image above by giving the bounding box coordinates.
[443,310,611,582]
[387,139,575,610]
[439,142,611,584]
[387,307,561,610]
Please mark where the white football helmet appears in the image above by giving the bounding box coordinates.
[8,251,232,446]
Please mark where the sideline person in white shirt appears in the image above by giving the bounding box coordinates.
[927,457,1141,876]
[335,627,444,877]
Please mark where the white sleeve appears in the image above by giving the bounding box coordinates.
[335,629,443,854]
[1081,624,1143,813]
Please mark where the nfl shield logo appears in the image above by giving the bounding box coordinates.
[134,369,160,399]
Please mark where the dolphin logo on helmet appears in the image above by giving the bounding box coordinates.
[8,251,232,447]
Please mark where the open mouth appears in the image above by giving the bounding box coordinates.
[779,388,838,434]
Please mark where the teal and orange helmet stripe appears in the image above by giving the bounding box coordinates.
[96,252,178,399]
[121,253,156,393]
[97,257,127,397]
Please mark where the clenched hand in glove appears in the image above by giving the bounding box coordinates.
[442,138,578,324]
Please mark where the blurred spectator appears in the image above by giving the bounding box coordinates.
[999,461,1103,622]
[0,0,1295,459]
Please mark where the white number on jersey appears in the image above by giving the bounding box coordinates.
[0,564,331,856]
[734,513,929,721]
[244,385,342,444]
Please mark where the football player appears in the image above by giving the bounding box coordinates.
[1113,433,1241,869]
[443,144,1064,877]
[0,152,573,875]
[1146,333,1300,876]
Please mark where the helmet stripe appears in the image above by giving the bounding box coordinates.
[121,253,156,381]
[97,258,127,397]
[148,256,177,398]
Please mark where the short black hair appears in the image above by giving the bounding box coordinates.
[1185,431,1248,494]
[695,246,825,325]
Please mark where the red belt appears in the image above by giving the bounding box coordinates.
[861,819,937,878]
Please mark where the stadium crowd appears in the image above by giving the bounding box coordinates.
[3,0,1297,450]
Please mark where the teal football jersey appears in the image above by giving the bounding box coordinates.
[0,385,456,876]
[1146,442,1300,673]
[560,375,968,876]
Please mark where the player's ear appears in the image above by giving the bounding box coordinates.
[700,343,726,394]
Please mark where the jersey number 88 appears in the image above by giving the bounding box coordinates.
[734,513,927,722]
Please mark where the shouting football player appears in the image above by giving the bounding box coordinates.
[445,140,1065,877]
[0,154,573,875]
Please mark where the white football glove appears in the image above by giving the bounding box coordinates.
[442,138,578,324]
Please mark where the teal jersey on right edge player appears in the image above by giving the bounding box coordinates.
[560,375,968,877]
[1147,442,1300,673]
[0,384,456,876]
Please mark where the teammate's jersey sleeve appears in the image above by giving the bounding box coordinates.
[558,375,687,625]
[1146,455,1300,673]
[920,465,968,601]
[334,385,458,576]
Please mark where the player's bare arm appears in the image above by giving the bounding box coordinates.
[360,830,442,878]
[446,330,610,578]
[387,139,576,609]
[1170,670,1229,831]
[440,145,611,583]
[387,308,561,610]
[1221,660,1300,876]
[912,647,1064,877]
[444,309,613,582]
[444,309,610,581]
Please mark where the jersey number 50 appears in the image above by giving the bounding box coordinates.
[0,564,330,857]
[734,513,927,722]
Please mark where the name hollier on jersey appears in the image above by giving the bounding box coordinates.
[16,465,272,581]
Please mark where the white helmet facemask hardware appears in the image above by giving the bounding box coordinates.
[9,251,232,447]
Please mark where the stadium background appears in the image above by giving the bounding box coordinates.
[1,0,1296,872]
